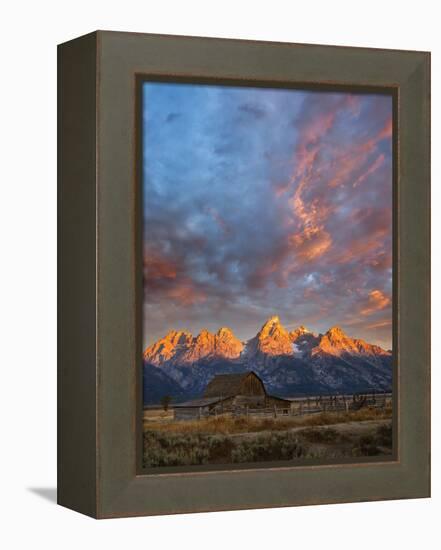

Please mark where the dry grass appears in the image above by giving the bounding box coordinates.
[143,405,392,435]
[143,409,174,422]
[297,405,392,427]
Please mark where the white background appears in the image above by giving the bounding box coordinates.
[0,0,438,547]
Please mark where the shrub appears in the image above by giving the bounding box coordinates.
[351,424,392,457]
[299,427,343,444]
[231,432,304,463]
[144,429,306,467]
[143,431,210,467]
[376,423,393,446]
[206,434,235,461]
[352,435,381,456]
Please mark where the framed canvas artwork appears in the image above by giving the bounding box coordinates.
[58,31,430,518]
[141,80,395,471]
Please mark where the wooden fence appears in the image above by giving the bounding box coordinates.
[228,392,392,418]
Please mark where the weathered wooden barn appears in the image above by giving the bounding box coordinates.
[173,371,291,420]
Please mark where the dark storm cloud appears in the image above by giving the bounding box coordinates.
[238,102,267,119]
[165,112,182,123]
[142,83,393,348]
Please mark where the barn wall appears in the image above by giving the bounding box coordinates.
[234,395,266,407]
[265,396,291,409]
[212,397,234,412]
[239,374,266,396]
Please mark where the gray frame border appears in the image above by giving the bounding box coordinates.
[58,31,430,518]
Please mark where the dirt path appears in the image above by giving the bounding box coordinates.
[229,418,391,440]
[293,419,391,435]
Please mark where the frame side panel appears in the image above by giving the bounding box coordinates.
[57,32,98,518]
[397,54,431,495]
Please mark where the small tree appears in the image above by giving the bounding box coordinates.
[161,395,172,411]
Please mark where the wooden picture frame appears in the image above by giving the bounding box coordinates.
[58,30,430,518]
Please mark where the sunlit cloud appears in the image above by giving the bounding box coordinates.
[144,253,177,281]
[166,282,207,306]
[353,154,385,187]
[360,290,391,316]
[366,319,392,329]
[142,83,393,347]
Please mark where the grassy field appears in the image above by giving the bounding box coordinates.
[143,406,393,468]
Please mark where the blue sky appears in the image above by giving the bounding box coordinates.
[142,82,393,348]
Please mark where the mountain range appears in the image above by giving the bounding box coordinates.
[143,316,392,404]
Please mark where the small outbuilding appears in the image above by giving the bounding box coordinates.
[173,371,291,420]
[172,396,231,421]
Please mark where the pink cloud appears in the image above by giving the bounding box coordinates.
[166,281,207,306]
[204,206,231,236]
[144,253,177,281]
[360,289,391,316]
[144,249,206,306]
[353,154,385,187]
[247,96,392,295]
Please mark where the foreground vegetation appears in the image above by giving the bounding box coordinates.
[143,405,392,435]
[143,406,393,467]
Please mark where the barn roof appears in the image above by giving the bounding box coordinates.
[203,371,265,398]
[266,394,293,404]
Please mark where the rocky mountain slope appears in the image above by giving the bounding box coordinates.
[142,363,187,405]
[244,315,293,366]
[143,316,392,404]
[144,327,243,366]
